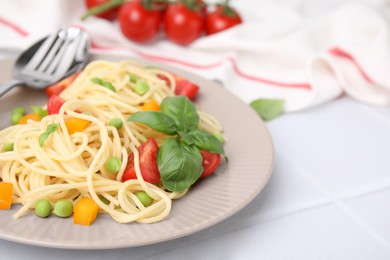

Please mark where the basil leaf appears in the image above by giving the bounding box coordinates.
[46,123,59,133]
[250,99,285,121]
[188,129,224,154]
[39,123,58,147]
[160,96,199,131]
[39,133,49,147]
[177,130,194,145]
[128,112,177,135]
[158,138,203,192]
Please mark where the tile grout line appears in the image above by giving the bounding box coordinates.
[141,151,390,259]
[141,194,351,260]
[139,199,334,260]
[334,200,390,250]
[335,178,390,201]
[281,153,390,251]
[139,184,390,260]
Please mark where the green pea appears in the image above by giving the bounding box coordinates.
[31,106,48,118]
[108,118,123,130]
[91,77,116,92]
[135,191,152,207]
[3,143,14,152]
[102,81,116,92]
[129,74,138,83]
[12,106,26,115]
[35,199,52,218]
[134,81,150,96]
[11,107,26,125]
[53,200,73,218]
[106,156,121,173]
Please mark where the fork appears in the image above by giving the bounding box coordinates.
[0,27,90,97]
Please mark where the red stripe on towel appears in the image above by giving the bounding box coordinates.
[329,47,373,83]
[0,17,29,37]
[90,38,311,90]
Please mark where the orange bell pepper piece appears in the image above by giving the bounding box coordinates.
[18,113,41,124]
[73,197,99,226]
[141,99,160,111]
[0,182,13,209]
[65,117,90,135]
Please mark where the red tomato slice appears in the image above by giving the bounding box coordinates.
[45,72,81,96]
[200,150,221,178]
[157,74,199,100]
[122,139,161,184]
[175,79,199,100]
[47,95,66,115]
[157,74,172,87]
[45,83,66,97]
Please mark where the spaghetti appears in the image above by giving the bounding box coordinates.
[0,60,224,224]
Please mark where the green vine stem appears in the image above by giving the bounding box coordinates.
[81,0,125,21]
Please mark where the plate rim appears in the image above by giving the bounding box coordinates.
[0,52,274,249]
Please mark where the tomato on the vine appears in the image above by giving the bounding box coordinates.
[85,0,120,20]
[119,0,162,43]
[206,4,242,35]
[164,2,204,45]
[196,0,208,17]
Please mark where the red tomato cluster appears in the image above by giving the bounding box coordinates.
[84,0,242,45]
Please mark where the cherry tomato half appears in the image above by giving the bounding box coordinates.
[157,74,171,87]
[47,95,66,115]
[164,3,204,45]
[175,77,199,100]
[119,0,162,43]
[206,5,242,35]
[85,0,120,20]
[200,150,221,178]
[122,139,161,184]
[45,72,81,97]
[45,82,65,97]
[157,74,199,100]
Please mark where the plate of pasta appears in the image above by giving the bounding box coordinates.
[0,53,273,249]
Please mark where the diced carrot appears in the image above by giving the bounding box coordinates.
[141,99,160,111]
[65,117,90,135]
[18,113,41,124]
[73,197,99,226]
[0,182,13,209]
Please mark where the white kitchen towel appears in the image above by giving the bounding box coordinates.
[1,0,390,111]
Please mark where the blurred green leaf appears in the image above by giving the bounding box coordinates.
[250,99,285,121]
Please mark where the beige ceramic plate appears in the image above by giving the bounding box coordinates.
[0,53,273,249]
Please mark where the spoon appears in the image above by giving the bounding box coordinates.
[0,27,90,97]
